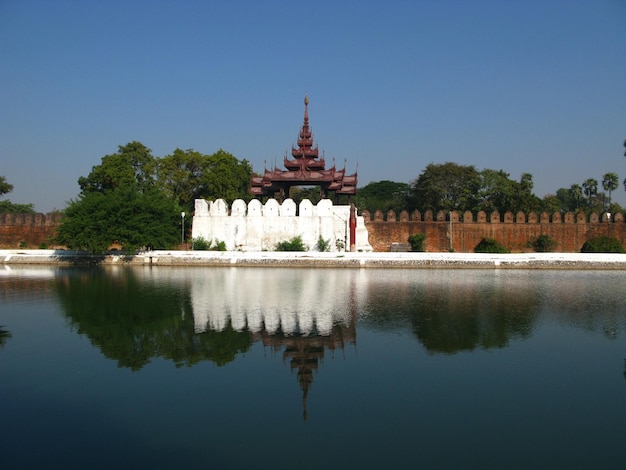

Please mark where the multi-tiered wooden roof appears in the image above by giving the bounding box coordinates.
[249,95,357,200]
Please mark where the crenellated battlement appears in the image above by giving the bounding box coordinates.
[0,212,63,227]
[362,209,625,252]
[362,209,624,224]
[0,212,63,248]
[192,198,372,252]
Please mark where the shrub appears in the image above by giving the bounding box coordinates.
[474,238,509,253]
[193,237,227,251]
[192,237,212,250]
[408,233,426,252]
[581,236,625,253]
[315,236,331,252]
[275,236,307,252]
[528,234,558,252]
[212,240,227,251]
[335,238,345,251]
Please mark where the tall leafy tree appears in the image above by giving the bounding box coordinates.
[78,141,156,194]
[57,142,181,253]
[541,194,562,214]
[601,172,619,210]
[514,173,541,213]
[410,162,481,213]
[156,148,253,211]
[200,149,253,202]
[354,180,410,214]
[156,148,207,212]
[476,169,515,214]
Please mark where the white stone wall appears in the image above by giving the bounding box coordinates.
[191,198,372,252]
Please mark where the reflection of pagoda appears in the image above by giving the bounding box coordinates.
[253,323,356,421]
[249,95,358,201]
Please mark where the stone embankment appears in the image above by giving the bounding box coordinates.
[2,250,626,269]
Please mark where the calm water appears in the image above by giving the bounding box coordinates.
[1,266,625,469]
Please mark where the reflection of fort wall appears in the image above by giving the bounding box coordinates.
[190,268,368,335]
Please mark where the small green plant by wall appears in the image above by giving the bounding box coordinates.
[192,237,227,251]
[527,234,558,252]
[315,236,331,252]
[408,233,426,252]
[275,235,307,252]
[581,236,625,253]
[474,238,509,253]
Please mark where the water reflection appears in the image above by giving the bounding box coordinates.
[51,268,626,370]
[3,266,626,467]
[0,325,10,348]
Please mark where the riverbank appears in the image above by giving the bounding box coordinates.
[2,249,626,269]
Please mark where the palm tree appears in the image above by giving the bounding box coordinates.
[569,183,583,210]
[601,172,619,210]
[582,178,598,206]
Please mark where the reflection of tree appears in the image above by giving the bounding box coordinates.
[361,275,538,354]
[0,325,11,348]
[55,268,251,370]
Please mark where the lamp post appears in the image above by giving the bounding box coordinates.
[181,212,185,247]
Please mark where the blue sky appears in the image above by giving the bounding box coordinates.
[1,0,625,212]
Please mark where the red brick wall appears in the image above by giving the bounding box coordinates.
[364,210,626,252]
[0,213,62,248]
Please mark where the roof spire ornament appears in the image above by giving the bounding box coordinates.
[249,95,358,201]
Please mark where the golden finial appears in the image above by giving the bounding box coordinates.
[304,94,309,105]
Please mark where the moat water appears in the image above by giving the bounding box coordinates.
[1,266,625,469]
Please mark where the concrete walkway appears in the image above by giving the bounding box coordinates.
[2,249,626,269]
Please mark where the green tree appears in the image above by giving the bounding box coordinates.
[476,169,514,214]
[514,173,541,213]
[410,162,481,213]
[156,148,253,211]
[79,141,156,194]
[602,172,619,210]
[582,178,598,206]
[57,142,181,253]
[156,148,207,212]
[0,176,35,214]
[200,149,253,202]
[569,183,583,210]
[354,180,410,214]
[541,194,562,214]
[0,176,13,196]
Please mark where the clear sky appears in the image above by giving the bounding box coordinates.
[1,0,625,213]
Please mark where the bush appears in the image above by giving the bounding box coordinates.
[581,236,625,253]
[315,236,331,252]
[474,238,509,253]
[528,234,558,252]
[408,233,426,252]
[193,237,227,251]
[275,236,307,252]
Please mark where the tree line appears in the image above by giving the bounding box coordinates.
[1,139,625,252]
[354,163,625,218]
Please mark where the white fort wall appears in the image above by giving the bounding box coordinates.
[191,198,372,252]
